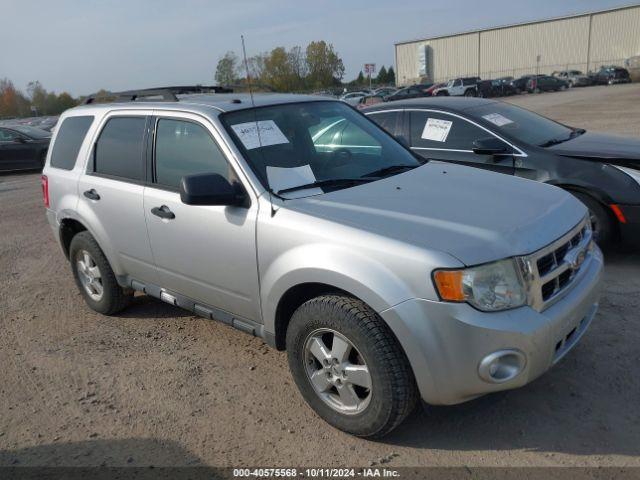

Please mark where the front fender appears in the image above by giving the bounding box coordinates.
[261,243,417,336]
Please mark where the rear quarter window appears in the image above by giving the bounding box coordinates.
[50,116,94,170]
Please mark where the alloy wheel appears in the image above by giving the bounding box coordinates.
[303,328,372,415]
[76,250,104,301]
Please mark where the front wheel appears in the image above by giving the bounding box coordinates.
[286,295,418,438]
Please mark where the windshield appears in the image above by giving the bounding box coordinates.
[220,101,420,198]
[465,102,573,146]
[11,125,51,139]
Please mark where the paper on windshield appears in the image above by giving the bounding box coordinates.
[482,113,514,127]
[231,120,289,150]
[266,165,322,197]
[421,118,452,142]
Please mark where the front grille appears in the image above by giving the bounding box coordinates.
[523,217,592,311]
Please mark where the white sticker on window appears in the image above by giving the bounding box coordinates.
[482,113,513,127]
[231,120,289,150]
[266,165,322,197]
[421,118,453,142]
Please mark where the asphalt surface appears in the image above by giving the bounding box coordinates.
[1,83,639,468]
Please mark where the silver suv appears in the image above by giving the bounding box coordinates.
[42,89,603,437]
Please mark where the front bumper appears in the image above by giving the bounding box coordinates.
[380,247,603,405]
[617,204,640,245]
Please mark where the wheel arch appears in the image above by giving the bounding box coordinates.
[59,217,88,259]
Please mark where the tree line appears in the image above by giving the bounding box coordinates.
[215,40,394,92]
[0,79,78,118]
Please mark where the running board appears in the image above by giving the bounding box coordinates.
[119,275,263,339]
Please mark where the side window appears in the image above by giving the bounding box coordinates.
[410,111,488,150]
[50,116,94,170]
[154,118,233,189]
[368,112,402,136]
[94,117,146,181]
[0,128,19,141]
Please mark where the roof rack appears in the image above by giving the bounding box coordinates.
[82,85,234,105]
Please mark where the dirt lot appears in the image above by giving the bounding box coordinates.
[1,84,639,468]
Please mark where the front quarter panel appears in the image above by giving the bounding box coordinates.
[257,197,464,335]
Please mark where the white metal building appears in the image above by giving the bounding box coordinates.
[394,4,640,85]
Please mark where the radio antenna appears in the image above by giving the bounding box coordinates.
[241,35,277,216]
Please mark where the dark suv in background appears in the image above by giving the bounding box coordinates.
[589,66,631,85]
[527,75,568,93]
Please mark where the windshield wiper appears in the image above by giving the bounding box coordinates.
[539,128,586,147]
[360,164,419,178]
[276,178,371,195]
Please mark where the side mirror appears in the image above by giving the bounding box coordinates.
[14,136,27,144]
[472,137,512,156]
[180,172,247,207]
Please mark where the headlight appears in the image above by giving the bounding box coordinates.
[433,259,527,312]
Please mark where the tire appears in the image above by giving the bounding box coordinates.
[286,295,418,438]
[436,91,447,96]
[570,192,616,247]
[464,89,476,97]
[69,231,133,315]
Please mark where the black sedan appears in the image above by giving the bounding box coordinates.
[0,125,51,171]
[384,84,432,102]
[364,97,640,246]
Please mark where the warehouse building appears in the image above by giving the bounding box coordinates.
[394,4,640,86]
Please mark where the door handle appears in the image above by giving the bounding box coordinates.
[151,205,175,220]
[83,189,100,200]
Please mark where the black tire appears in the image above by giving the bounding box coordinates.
[570,192,616,247]
[464,89,476,97]
[286,295,418,438]
[69,231,132,315]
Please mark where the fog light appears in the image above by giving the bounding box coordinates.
[478,350,526,383]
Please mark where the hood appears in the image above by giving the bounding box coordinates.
[548,131,640,167]
[286,162,585,266]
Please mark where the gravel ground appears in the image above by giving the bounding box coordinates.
[1,84,639,468]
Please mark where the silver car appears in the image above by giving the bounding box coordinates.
[42,91,603,437]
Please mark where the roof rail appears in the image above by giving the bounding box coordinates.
[82,85,234,105]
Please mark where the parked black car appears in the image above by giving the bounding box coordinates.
[510,75,540,94]
[477,78,516,98]
[589,66,631,85]
[0,125,51,172]
[527,75,568,93]
[384,83,432,101]
[364,97,640,246]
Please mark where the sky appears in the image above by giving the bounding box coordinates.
[0,0,634,96]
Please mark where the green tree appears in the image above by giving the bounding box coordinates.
[356,71,365,85]
[27,81,47,115]
[305,41,345,88]
[262,47,305,92]
[0,78,26,117]
[215,51,239,86]
[377,66,388,84]
[57,92,77,112]
[387,66,396,85]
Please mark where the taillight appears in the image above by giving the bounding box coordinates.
[41,175,50,208]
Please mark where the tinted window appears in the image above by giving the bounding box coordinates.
[0,128,20,141]
[368,111,402,136]
[94,117,146,180]
[50,116,94,170]
[410,111,487,150]
[465,102,572,146]
[155,119,231,189]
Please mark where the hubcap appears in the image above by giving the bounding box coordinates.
[303,328,372,415]
[76,250,103,301]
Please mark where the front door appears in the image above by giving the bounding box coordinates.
[143,114,260,321]
[407,110,515,175]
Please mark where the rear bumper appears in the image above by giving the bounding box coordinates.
[380,247,603,405]
[617,204,640,245]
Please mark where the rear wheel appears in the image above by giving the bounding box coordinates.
[464,89,476,97]
[69,231,133,315]
[286,295,418,438]
[570,192,616,247]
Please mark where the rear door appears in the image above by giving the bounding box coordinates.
[407,110,515,175]
[143,112,260,321]
[0,128,32,170]
[366,110,406,145]
[77,112,159,285]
